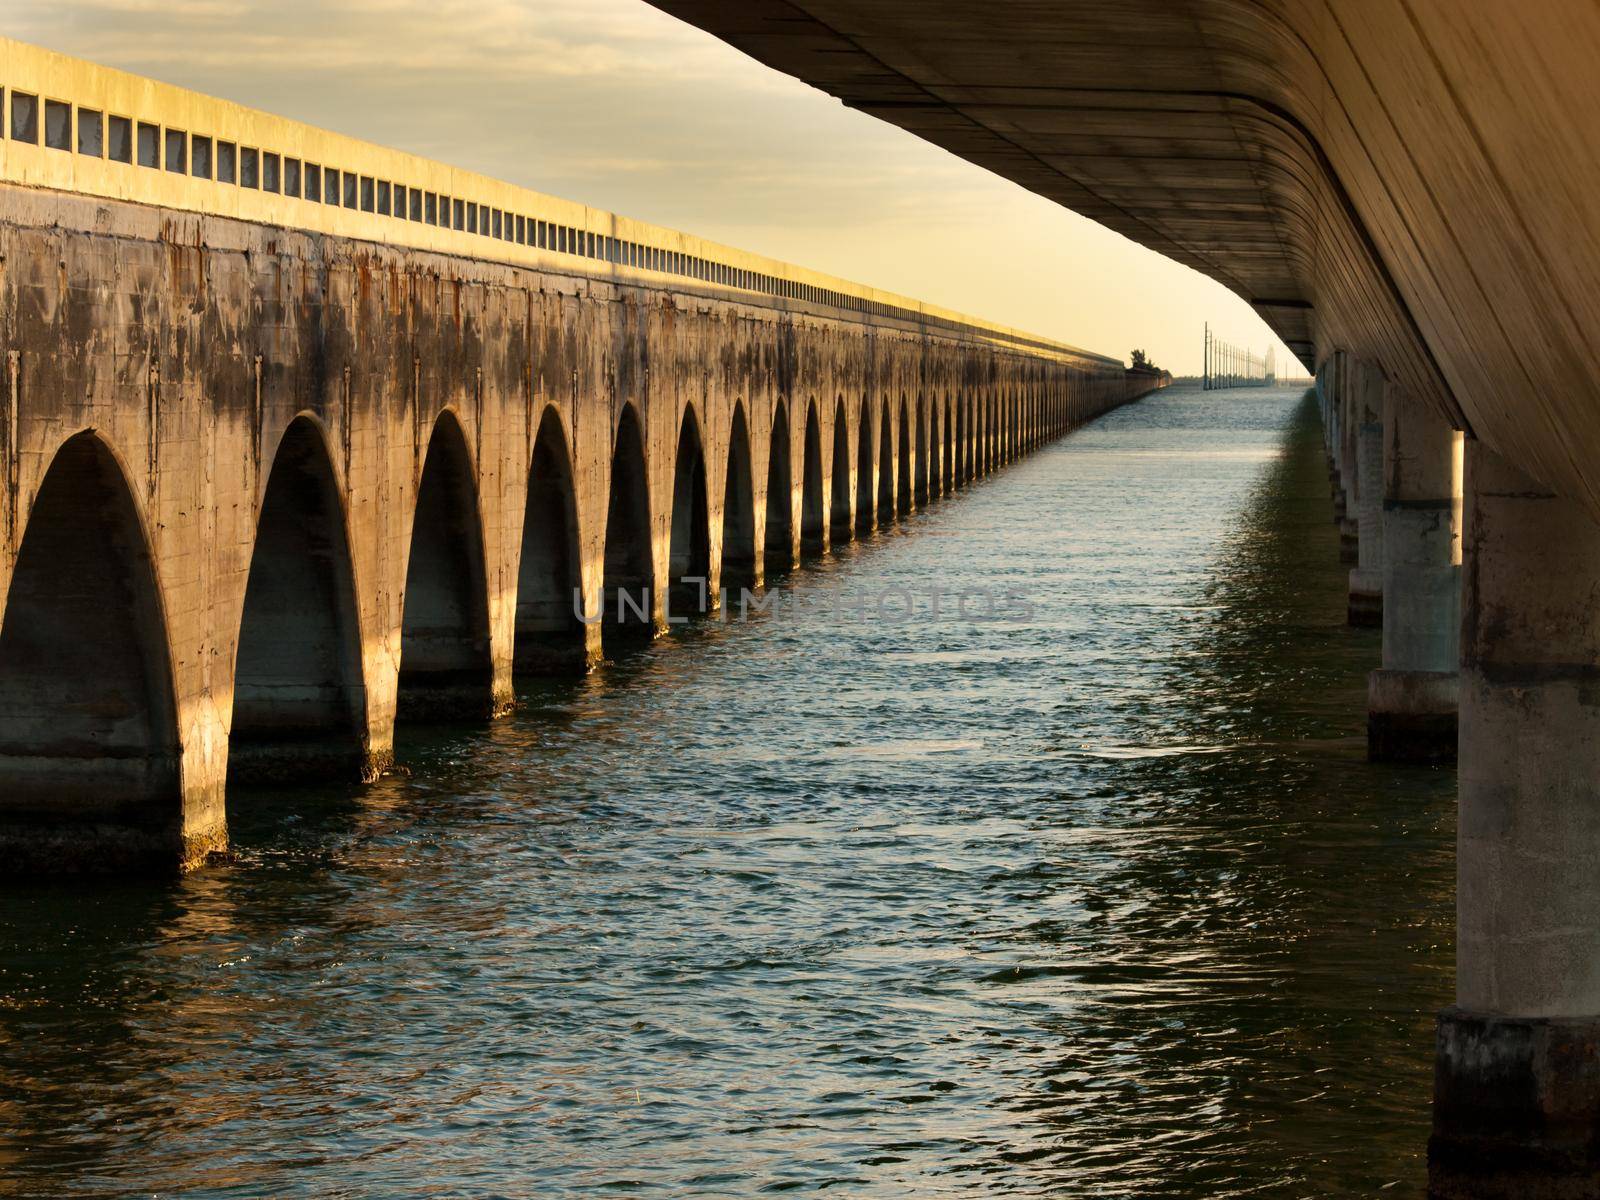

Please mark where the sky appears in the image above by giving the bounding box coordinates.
[8,0,1302,375]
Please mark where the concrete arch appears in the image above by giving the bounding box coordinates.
[669,403,712,618]
[829,396,852,542]
[921,395,934,508]
[764,398,795,575]
[722,401,758,591]
[855,396,876,534]
[0,431,182,871]
[230,414,368,783]
[876,396,895,528]
[603,403,655,648]
[516,405,586,675]
[896,396,913,516]
[398,410,494,721]
[800,399,826,556]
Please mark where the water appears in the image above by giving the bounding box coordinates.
[0,386,1455,1197]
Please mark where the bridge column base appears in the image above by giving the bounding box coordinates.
[1347,566,1383,626]
[1439,440,1600,1198]
[1367,668,1456,761]
[1338,517,1360,563]
[227,736,388,786]
[1429,1009,1600,1200]
[0,817,227,875]
[513,642,595,677]
[397,672,506,723]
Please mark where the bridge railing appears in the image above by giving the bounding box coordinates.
[0,36,1121,371]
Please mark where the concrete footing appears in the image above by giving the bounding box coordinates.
[1369,382,1460,762]
[1433,440,1600,1198]
[1367,668,1456,761]
[1429,1008,1600,1199]
[0,818,218,875]
[227,735,387,786]
[396,673,509,723]
[1347,566,1383,626]
[1338,518,1360,562]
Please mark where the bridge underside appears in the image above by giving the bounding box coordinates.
[653,0,1600,523]
[646,3,1600,1196]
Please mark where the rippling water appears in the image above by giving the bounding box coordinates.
[0,385,1455,1197]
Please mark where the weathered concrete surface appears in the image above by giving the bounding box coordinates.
[1435,440,1600,1196]
[1431,1009,1600,1200]
[0,184,1160,873]
[1368,380,1459,763]
[1347,363,1385,626]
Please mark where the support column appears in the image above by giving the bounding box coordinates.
[1368,387,1460,761]
[1347,362,1385,624]
[1429,440,1600,1199]
[1336,354,1360,562]
[1321,360,1345,523]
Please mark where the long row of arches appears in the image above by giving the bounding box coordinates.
[0,376,1088,867]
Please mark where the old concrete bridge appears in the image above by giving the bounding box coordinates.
[644,1,1600,1194]
[0,39,1165,877]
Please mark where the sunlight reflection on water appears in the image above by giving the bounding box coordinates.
[0,385,1454,1198]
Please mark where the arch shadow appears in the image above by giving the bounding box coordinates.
[670,405,712,619]
[801,400,826,556]
[830,397,852,542]
[722,402,758,592]
[855,398,876,534]
[516,406,587,675]
[914,396,929,506]
[398,411,494,722]
[603,404,655,650]
[877,398,894,528]
[0,432,183,870]
[896,396,913,516]
[764,400,794,576]
[230,416,368,784]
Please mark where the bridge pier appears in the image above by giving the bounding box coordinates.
[1430,440,1600,1199]
[1367,387,1460,762]
[1320,360,1346,523]
[1347,363,1385,626]
[1337,355,1361,564]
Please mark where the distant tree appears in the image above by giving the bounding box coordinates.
[1130,348,1148,368]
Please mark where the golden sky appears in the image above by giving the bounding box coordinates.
[9,0,1302,375]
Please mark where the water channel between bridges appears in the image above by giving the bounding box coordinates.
[0,383,1453,1197]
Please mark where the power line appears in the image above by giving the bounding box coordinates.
[1203,323,1275,389]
